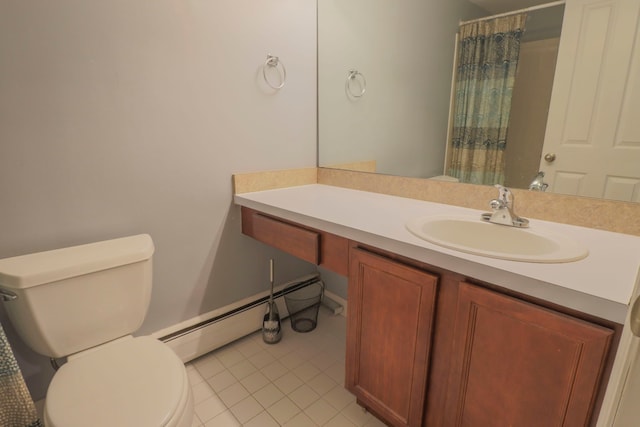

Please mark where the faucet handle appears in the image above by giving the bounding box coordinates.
[482,184,529,228]
[494,184,512,207]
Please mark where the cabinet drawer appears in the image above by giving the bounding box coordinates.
[242,208,319,264]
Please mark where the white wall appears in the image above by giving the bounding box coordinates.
[318,0,486,178]
[0,0,317,399]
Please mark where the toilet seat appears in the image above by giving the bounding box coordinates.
[44,336,192,427]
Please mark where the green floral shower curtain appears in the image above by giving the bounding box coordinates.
[448,14,527,185]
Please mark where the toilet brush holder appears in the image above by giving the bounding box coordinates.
[262,259,282,344]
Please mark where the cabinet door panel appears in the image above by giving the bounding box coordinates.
[445,282,614,427]
[346,248,438,427]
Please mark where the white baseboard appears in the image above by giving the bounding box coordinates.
[324,289,347,317]
[151,274,321,363]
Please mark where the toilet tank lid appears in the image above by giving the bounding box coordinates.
[0,234,154,289]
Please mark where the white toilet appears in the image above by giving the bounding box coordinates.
[0,234,193,427]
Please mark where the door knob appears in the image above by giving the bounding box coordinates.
[544,153,556,163]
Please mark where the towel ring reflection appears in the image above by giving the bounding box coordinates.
[263,54,286,90]
[345,69,366,98]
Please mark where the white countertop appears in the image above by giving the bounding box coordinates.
[235,184,640,323]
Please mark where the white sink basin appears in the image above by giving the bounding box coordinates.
[406,215,588,263]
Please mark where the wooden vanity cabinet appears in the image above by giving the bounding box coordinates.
[443,281,614,427]
[240,209,618,426]
[346,248,438,427]
[346,249,616,427]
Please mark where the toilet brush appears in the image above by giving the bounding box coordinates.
[262,259,282,344]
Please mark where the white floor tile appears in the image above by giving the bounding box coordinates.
[192,381,217,404]
[243,411,280,427]
[324,361,346,385]
[305,399,339,426]
[194,395,227,423]
[253,383,285,409]
[274,371,304,395]
[363,415,388,427]
[267,341,295,358]
[323,384,356,411]
[293,362,322,382]
[206,369,237,393]
[217,382,249,408]
[297,342,324,360]
[239,371,270,393]
[323,413,359,427]
[185,310,354,427]
[187,365,206,386]
[229,396,263,424]
[289,384,321,410]
[283,411,319,427]
[267,396,302,425]
[194,355,226,379]
[203,410,240,427]
[215,347,246,368]
[234,337,264,358]
[228,359,257,380]
[262,360,290,381]
[248,350,276,369]
[307,373,338,396]
[309,350,339,371]
[341,401,373,426]
[280,350,307,369]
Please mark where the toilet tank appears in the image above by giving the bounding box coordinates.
[0,234,154,358]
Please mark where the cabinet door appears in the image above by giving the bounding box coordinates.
[444,282,614,427]
[346,248,438,427]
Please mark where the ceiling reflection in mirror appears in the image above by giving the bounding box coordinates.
[318,0,640,203]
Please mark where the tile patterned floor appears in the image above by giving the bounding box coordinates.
[187,308,386,427]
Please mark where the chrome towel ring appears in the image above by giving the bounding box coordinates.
[263,54,287,90]
[345,69,366,98]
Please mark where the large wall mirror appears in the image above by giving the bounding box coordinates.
[318,0,640,203]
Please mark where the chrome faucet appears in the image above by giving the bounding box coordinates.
[481,185,529,228]
[529,171,549,191]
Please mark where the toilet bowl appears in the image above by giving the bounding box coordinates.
[0,235,193,427]
[44,336,193,427]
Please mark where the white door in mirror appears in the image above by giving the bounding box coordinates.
[540,0,640,202]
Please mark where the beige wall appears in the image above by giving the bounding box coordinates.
[0,0,317,399]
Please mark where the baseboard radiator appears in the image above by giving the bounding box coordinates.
[154,274,343,363]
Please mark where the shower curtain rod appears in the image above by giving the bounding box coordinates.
[459,0,565,26]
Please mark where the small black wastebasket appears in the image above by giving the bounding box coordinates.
[284,281,324,332]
